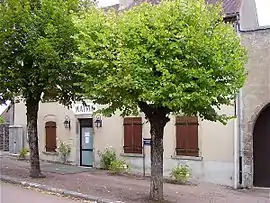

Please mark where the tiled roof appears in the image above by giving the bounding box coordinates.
[207,0,241,15]
[124,0,241,16]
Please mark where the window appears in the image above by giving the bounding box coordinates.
[123,117,142,154]
[175,116,199,157]
[45,121,57,152]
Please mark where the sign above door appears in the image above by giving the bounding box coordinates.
[72,103,97,116]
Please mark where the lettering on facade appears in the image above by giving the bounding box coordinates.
[73,103,96,115]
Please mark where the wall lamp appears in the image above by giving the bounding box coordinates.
[64,115,71,130]
[94,115,103,128]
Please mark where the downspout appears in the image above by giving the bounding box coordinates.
[233,98,239,189]
[235,89,244,188]
[236,13,244,188]
[237,89,244,188]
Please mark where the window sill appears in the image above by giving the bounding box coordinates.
[120,153,144,158]
[171,155,203,161]
[42,151,59,156]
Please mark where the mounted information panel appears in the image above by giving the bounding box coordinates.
[143,138,151,146]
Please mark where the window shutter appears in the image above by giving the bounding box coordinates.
[132,117,142,154]
[123,117,142,154]
[45,121,57,152]
[123,118,133,153]
[175,116,199,156]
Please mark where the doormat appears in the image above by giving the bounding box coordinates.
[41,164,93,175]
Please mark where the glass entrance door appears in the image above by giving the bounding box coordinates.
[79,119,93,167]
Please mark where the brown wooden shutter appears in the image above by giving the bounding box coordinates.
[175,116,199,156]
[124,118,133,153]
[132,117,142,154]
[123,117,142,154]
[45,121,57,152]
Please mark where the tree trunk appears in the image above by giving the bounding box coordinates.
[149,120,165,201]
[138,102,170,201]
[26,99,45,178]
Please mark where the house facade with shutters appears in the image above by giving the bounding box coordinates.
[14,100,237,186]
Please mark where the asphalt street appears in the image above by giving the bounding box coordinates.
[0,182,89,203]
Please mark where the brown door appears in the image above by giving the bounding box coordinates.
[253,105,270,187]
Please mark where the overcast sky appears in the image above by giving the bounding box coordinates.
[0,101,10,115]
[97,0,119,7]
[255,0,270,27]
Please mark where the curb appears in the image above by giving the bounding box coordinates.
[0,175,124,203]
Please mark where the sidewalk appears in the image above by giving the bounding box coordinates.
[0,154,269,203]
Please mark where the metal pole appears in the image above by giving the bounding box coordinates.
[143,140,145,177]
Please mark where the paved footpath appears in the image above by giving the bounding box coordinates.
[0,182,88,203]
[0,154,269,203]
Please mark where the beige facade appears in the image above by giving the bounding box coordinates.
[14,101,237,186]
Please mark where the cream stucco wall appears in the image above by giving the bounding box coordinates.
[14,102,79,164]
[14,101,236,186]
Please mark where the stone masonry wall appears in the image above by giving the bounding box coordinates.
[240,29,270,187]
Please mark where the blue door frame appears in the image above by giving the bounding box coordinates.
[79,118,93,167]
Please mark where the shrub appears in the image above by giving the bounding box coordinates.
[58,141,71,164]
[19,147,29,160]
[170,164,191,183]
[98,147,117,170]
[109,159,129,175]
[0,116,4,124]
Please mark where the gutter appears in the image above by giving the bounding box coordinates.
[239,26,270,33]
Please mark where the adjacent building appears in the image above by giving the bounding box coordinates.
[238,0,270,188]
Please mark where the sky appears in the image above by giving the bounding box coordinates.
[255,0,270,27]
[0,101,10,115]
[97,0,119,7]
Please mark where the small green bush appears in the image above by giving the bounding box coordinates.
[0,116,5,124]
[98,147,117,170]
[58,141,71,164]
[170,164,191,183]
[19,147,29,160]
[109,159,128,175]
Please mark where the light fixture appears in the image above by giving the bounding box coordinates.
[64,116,71,129]
[94,115,102,128]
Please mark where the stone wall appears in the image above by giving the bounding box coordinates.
[240,29,270,187]
[0,124,9,151]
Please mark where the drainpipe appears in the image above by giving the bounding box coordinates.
[237,89,244,188]
[236,13,244,188]
[233,100,239,189]
[235,89,244,189]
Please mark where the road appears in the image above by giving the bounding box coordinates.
[0,182,88,203]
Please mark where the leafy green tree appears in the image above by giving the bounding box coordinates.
[74,0,247,200]
[0,0,90,178]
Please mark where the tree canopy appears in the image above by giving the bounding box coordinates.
[75,0,247,123]
[74,0,247,200]
[0,0,87,105]
[0,0,91,177]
